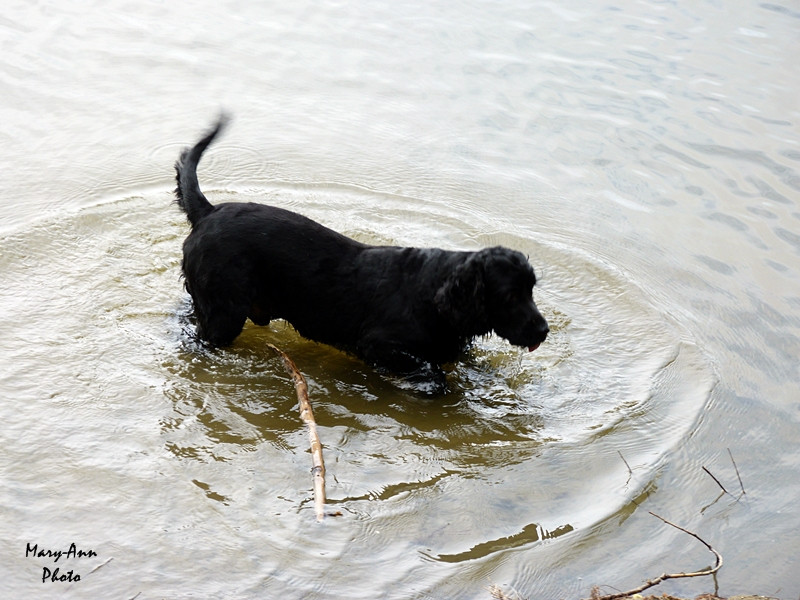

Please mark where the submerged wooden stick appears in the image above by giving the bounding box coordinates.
[266,343,326,521]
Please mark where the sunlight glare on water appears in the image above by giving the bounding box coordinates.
[2,186,714,598]
[1,0,798,598]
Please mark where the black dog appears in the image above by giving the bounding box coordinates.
[174,117,548,390]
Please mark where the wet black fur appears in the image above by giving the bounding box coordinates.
[174,116,549,390]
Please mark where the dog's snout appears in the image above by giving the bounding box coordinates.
[531,311,549,341]
[523,318,549,352]
[531,305,548,333]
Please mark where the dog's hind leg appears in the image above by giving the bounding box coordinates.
[248,302,272,327]
[192,295,249,347]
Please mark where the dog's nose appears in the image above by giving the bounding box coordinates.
[526,320,549,352]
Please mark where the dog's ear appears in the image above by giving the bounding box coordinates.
[434,254,489,335]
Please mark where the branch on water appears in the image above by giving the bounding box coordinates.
[618,451,633,487]
[584,512,722,600]
[267,343,327,522]
[727,448,746,496]
[703,450,747,502]
[702,466,730,496]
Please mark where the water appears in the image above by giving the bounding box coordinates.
[1,1,798,598]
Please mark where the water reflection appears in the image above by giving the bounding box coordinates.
[430,522,575,563]
[6,1,796,592]
[0,177,718,599]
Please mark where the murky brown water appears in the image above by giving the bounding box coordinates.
[1,1,798,598]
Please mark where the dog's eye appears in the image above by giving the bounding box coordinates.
[507,288,531,302]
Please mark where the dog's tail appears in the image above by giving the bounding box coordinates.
[174,114,229,227]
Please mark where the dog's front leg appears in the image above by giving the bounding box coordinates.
[359,341,448,394]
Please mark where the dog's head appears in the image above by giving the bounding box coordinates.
[436,246,549,350]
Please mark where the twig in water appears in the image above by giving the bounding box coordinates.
[87,557,114,575]
[618,451,633,486]
[702,466,730,496]
[727,448,746,495]
[583,511,723,600]
[488,583,527,600]
[267,343,327,521]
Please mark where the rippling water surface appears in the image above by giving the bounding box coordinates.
[1,1,798,598]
